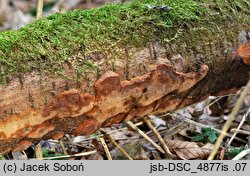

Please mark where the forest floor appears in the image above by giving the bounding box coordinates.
[0,0,249,160]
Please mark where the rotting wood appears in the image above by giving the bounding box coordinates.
[0,63,208,152]
[0,49,249,153]
[0,0,250,153]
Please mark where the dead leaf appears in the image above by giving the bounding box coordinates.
[244,95,250,106]
[134,148,149,160]
[242,124,250,131]
[114,141,143,160]
[163,122,188,140]
[220,149,225,160]
[101,127,129,140]
[12,151,28,160]
[164,139,214,159]
[199,114,222,128]
[148,115,166,128]
[152,150,161,160]
[88,152,103,160]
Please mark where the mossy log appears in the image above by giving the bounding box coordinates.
[0,0,250,153]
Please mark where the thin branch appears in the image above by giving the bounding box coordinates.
[143,117,173,157]
[228,108,250,146]
[204,93,238,110]
[22,151,28,160]
[36,150,97,160]
[126,121,165,154]
[99,136,112,160]
[152,151,161,160]
[35,143,43,160]
[59,139,68,155]
[230,128,250,136]
[105,134,133,160]
[208,80,250,160]
[36,0,44,20]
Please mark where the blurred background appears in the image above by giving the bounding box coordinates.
[0,0,129,31]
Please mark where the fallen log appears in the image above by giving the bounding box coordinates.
[0,0,250,153]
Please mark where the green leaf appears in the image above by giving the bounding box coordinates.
[191,134,204,142]
[193,127,218,143]
[208,131,218,143]
[42,149,66,160]
[200,127,218,143]
[202,127,212,135]
[225,147,244,159]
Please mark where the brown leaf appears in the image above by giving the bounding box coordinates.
[88,152,104,160]
[220,148,225,160]
[101,127,129,140]
[244,95,250,107]
[242,124,250,131]
[12,151,28,160]
[164,139,214,160]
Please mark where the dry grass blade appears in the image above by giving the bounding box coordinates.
[165,139,214,160]
[105,134,133,160]
[127,121,165,154]
[35,143,43,160]
[208,80,250,160]
[99,137,112,160]
[143,117,173,157]
[152,151,162,160]
[232,149,250,160]
[59,139,68,155]
[228,108,250,146]
[36,0,44,20]
[37,150,97,160]
[230,129,250,136]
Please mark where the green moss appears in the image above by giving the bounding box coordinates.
[0,0,249,84]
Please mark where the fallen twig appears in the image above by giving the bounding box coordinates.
[143,117,173,157]
[230,129,250,136]
[35,143,43,160]
[127,121,165,154]
[228,108,250,146]
[36,0,44,20]
[99,136,112,160]
[105,134,133,160]
[208,80,250,160]
[35,150,97,160]
[59,139,68,155]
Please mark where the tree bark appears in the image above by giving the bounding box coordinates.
[0,0,250,153]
